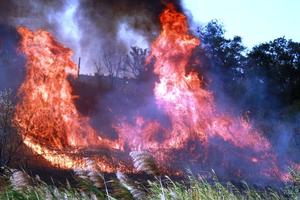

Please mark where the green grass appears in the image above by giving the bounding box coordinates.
[147,176,296,200]
[0,169,299,200]
[0,152,299,199]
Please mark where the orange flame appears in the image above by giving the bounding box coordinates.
[115,4,287,180]
[116,4,272,152]
[14,27,124,171]
[14,4,295,182]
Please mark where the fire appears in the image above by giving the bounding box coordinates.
[14,4,296,182]
[14,27,124,171]
[149,4,272,152]
[117,4,266,151]
[115,4,286,180]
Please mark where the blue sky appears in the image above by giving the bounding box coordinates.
[182,0,300,48]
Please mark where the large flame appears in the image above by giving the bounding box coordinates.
[114,4,286,181]
[116,4,271,155]
[14,27,126,171]
[14,4,295,182]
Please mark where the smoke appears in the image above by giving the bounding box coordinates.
[0,24,25,91]
[47,0,82,61]
[182,1,300,180]
[3,0,298,185]
[0,0,182,74]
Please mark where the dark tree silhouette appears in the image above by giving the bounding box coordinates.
[0,89,23,167]
[248,38,300,106]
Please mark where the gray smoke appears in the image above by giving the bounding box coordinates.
[0,0,182,74]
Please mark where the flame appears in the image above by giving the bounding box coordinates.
[14,4,297,182]
[116,4,271,152]
[115,4,288,181]
[14,27,124,171]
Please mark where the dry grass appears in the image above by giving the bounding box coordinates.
[130,151,159,176]
[9,170,31,192]
[0,154,299,199]
[116,171,146,199]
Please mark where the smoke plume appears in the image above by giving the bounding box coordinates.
[0,0,182,74]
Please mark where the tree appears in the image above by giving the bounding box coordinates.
[123,46,147,79]
[0,89,23,167]
[103,53,123,78]
[199,20,246,70]
[248,37,300,105]
[94,50,125,87]
[195,20,247,105]
[94,59,103,76]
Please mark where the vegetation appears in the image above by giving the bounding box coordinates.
[0,89,23,167]
[1,20,300,199]
[0,153,299,200]
[196,20,300,118]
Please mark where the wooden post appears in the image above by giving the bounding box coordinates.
[77,57,81,78]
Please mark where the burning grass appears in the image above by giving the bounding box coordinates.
[11,2,298,184]
[0,3,294,198]
[0,159,299,200]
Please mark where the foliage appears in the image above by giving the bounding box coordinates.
[0,167,299,200]
[124,46,148,79]
[1,152,299,199]
[194,20,300,152]
[196,20,300,114]
[1,18,300,200]
[94,46,147,79]
[0,89,22,167]
[248,38,300,104]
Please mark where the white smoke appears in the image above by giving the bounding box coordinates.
[6,0,165,74]
[117,22,149,51]
[47,0,85,72]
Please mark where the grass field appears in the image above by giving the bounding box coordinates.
[0,152,299,200]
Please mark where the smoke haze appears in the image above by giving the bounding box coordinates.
[0,0,182,74]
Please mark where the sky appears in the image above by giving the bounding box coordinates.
[182,0,300,48]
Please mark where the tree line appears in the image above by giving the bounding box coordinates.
[94,20,300,120]
[195,20,300,120]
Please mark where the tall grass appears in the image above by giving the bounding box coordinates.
[0,152,299,200]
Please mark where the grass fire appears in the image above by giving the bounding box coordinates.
[0,0,300,199]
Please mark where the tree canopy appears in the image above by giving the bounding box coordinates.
[195,20,300,119]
